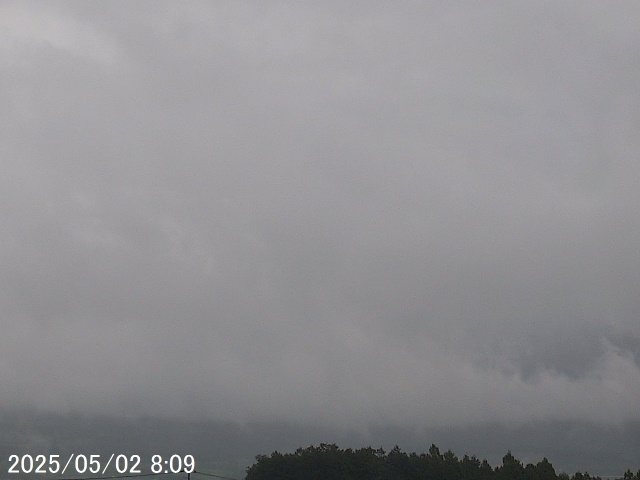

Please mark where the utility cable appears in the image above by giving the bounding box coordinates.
[192,470,240,480]
[51,472,175,480]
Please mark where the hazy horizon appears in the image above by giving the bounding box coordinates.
[2,408,638,478]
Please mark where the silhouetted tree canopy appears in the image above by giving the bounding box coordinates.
[245,443,640,480]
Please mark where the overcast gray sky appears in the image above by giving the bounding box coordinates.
[1,1,639,432]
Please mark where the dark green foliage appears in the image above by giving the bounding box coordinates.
[245,444,639,480]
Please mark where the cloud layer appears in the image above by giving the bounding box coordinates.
[2,1,640,429]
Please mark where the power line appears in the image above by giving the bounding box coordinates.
[44,469,240,480]
[192,470,240,480]
[51,472,175,480]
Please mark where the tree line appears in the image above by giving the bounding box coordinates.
[245,443,639,480]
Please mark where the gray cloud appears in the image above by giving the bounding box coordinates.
[1,1,640,430]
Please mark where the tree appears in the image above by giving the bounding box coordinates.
[535,457,558,480]
[496,451,525,480]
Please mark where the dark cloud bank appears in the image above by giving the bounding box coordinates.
[1,1,639,476]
